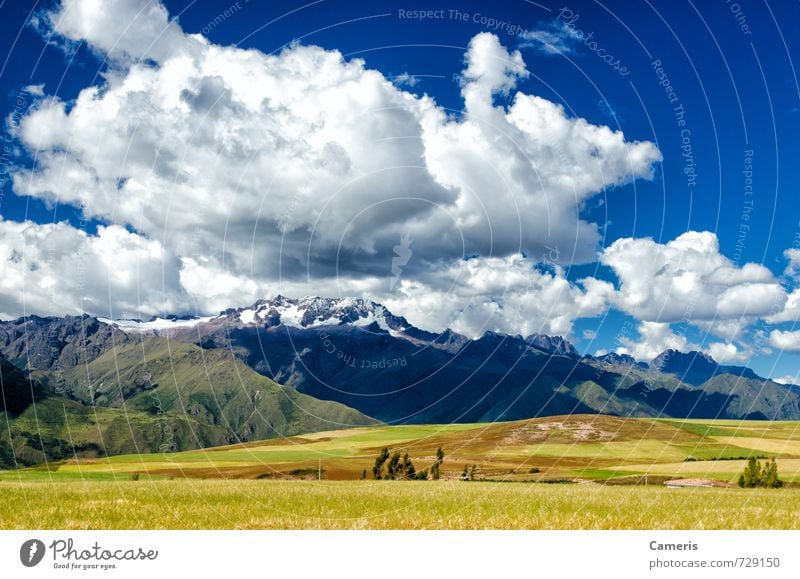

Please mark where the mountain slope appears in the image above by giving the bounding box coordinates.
[1,352,230,468]
[4,296,800,425]
[59,337,378,440]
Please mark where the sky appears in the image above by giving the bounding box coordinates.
[0,0,799,380]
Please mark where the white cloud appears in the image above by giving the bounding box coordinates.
[46,0,192,63]
[783,248,800,280]
[705,341,749,364]
[773,375,800,386]
[0,218,183,319]
[601,231,786,326]
[766,288,800,323]
[615,321,697,362]
[391,73,420,88]
[23,84,45,96]
[520,22,581,56]
[4,1,660,327]
[382,254,614,339]
[768,329,800,353]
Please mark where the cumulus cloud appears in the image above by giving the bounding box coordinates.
[45,0,191,63]
[783,248,800,280]
[705,341,749,364]
[614,320,752,364]
[4,0,660,331]
[600,231,786,326]
[615,321,697,362]
[381,254,614,338]
[0,218,182,319]
[773,375,800,386]
[768,330,800,353]
[765,289,800,324]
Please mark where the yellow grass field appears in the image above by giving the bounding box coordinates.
[1,480,799,530]
[2,415,800,529]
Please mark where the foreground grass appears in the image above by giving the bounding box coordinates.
[1,480,799,530]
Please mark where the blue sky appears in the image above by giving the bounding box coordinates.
[1,0,799,380]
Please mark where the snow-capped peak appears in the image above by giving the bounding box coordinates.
[97,315,214,332]
[223,296,409,332]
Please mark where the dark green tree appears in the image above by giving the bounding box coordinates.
[360,469,367,480]
[431,447,445,480]
[373,447,390,480]
[386,451,402,480]
[737,457,782,488]
[762,458,782,488]
[402,453,416,480]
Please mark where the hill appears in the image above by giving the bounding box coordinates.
[0,337,377,467]
[0,352,230,468]
[57,338,378,439]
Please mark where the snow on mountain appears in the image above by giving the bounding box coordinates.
[223,296,409,332]
[97,315,214,331]
[99,296,411,335]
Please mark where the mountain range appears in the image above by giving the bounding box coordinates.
[2,296,799,466]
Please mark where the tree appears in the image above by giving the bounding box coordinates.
[360,469,367,480]
[737,457,782,488]
[431,447,445,480]
[373,448,390,480]
[762,459,782,488]
[386,451,402,480]
[415,468,428,480]
[461,465,478,481]
[402,453,416,480]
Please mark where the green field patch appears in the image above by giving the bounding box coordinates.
[659,420,741,438]
[516,440,687,462]
[708,436,800,457]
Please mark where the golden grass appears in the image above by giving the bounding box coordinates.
[1,480,798,530]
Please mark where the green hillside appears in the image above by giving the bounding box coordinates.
[59,338,378,441]
[1,338,377,467]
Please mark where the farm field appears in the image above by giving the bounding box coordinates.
[3,414,800,483]
[2,414,800,529]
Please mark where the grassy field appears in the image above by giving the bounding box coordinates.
[2,414,800,529]
[3,414,800,483]
[0,480,798,529]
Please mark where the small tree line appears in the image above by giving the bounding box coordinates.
[370,447,444,480]
[738,457,782,488]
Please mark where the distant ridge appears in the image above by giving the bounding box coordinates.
[2,297,799,427]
